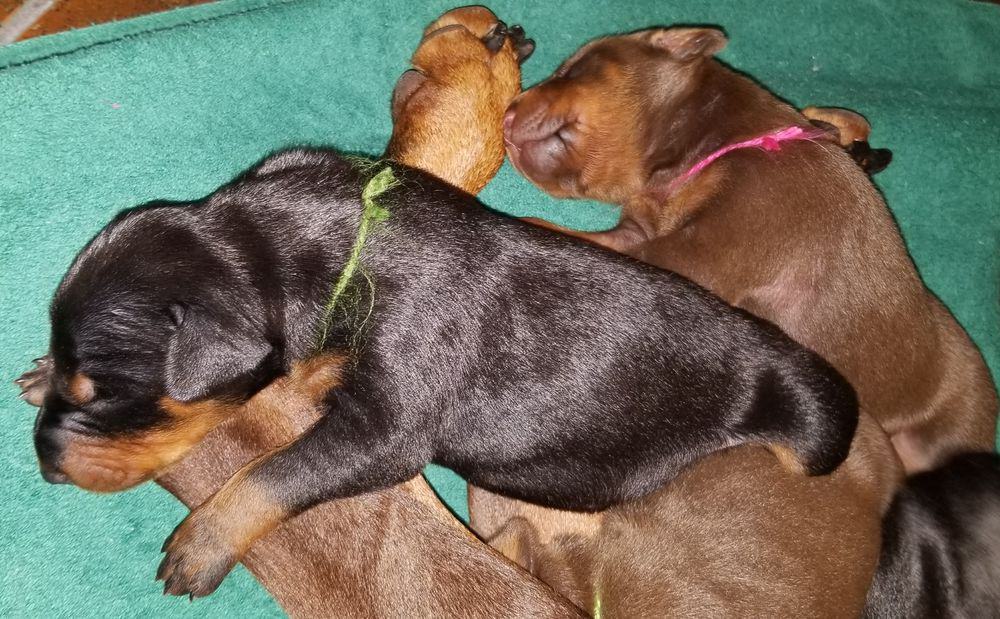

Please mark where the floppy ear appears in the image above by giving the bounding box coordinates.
[164,304,274,402]
[391,69,428,122]
[646,27,727,61]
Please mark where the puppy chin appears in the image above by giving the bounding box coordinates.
[63,462,152,493]
[59,439,169,493]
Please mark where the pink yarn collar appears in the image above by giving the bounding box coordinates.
[667,125,828,194]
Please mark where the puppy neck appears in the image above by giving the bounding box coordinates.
[313,164,399,353]
[627,61,808,230]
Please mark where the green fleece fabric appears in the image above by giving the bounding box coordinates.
[0,0,997,615]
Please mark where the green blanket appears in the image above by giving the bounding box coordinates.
[1,0,997,615]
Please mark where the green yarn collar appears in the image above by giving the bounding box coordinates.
[315,164,398,348]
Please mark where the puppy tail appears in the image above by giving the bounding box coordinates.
[864,452,1000,617]
[749,349,859,476]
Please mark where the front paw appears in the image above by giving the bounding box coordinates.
[157,511,242,598]
[482,20,508,54]
[15,355,52,407]
[508,25,535,64]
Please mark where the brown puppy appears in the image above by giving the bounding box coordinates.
[471,412,900,616]
[16,9,579,617]
[463,30,918,616]
[386,5,532,193]
[474,414,899,617]
[503,27,997,472]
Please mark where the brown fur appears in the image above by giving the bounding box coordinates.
[155,353,580,616]
[471,413,901,617]
[503,28,997,472]
[465,27,953,615]
[57,397,238,492]
[802,106,872,145]
[385,6,523,194]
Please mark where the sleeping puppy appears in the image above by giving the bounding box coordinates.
[502,27,997,473]
[15,10,578,612]
[15,9,577,614]
[17,354,581,617]
[865,452,1000,617]
[379,21,898,613]
[475,412,899,617]
[386,5,533,193]
[30,149,859,597]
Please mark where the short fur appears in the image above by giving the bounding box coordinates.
[468,27,921,616]
[385,6,532,194]
[503,27,997,472]
[477,415,900,617]
[32,148,858,596]
[19,354,581,617]
[18,8,582,614]
[865,452,1000,618]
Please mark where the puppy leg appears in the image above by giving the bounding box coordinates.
[482,20,507,54]
[157,392,429,597]
[521,216,649,253]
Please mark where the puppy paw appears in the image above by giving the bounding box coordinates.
[157,511,241,599]
[482,20,508,53]
[846,141,893,175]
[508,25,535,63]
[15,355,52,407]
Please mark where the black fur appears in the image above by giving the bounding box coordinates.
[865,452,1000,618]
[35,148,858,513]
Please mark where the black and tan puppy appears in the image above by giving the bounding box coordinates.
[19,353,582,617]
[32,150,858,597]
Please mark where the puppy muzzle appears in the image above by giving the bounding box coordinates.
[34,407,70,484]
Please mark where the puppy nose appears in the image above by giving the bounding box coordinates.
[40,464,70,485]
[34,407,68,482]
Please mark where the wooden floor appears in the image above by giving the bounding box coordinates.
[0,0,210,43]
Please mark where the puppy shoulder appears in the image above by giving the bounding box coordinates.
[251,148,348,178]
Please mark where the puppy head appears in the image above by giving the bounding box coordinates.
[33,205,279,492]
[503,27,726,203]
[423,6,500,39]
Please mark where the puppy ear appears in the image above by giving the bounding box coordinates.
[646,27,727,61]
[391,69,427,122]
[164,304,274,402]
